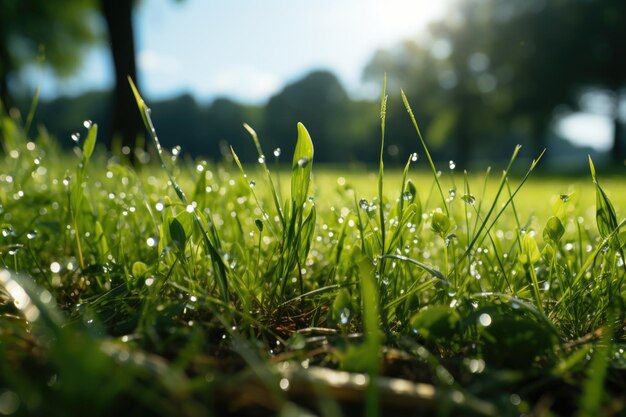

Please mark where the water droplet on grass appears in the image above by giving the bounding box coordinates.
[145,277,154,286]
[297,157,310,168]
[468,358,485,373]
[26,231,38,240]
[462,194,476,205]
[411,152,419,162]
[172,145,181,156]
[273,148,281,157]
[449,160,456,170]
[71,132,80,143]
[83,120,93,129]
[146,237,157,247]
[50,262,61,273]
[249,180,256,188]
[445,233,457,247]
[478,313,491,326]
[258,155,265,164]
[340,308,350,324]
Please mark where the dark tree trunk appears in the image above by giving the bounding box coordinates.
[0,23,12,112]
[100,0,142,160]
[611,94,624,166]
[454,94,471,170]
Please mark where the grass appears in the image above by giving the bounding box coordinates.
[0,87,625,417]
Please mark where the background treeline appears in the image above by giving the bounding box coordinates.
[27,68,603,167]
[5,0,625,167]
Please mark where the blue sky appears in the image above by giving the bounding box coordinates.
[24,0,614,151]
[32,0,447,104]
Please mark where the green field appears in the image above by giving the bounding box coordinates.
[1,94,625,417]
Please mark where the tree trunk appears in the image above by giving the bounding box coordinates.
[611,94,624,166]
[454,95,471,170]
[0,22,12,112]
[100,0,142,160]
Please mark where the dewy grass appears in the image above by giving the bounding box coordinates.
[0,85,624,417]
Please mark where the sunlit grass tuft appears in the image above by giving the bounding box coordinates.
[0,85,624,416]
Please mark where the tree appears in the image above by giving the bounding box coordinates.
[0,0,98,111]
[266,70,350,163]
[364,0,502,168]
[364,0,626,166]
[99,0,143,157]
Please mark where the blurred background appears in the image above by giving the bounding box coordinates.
[2,0,625,170]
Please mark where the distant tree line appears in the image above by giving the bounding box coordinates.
[3,0,625,166]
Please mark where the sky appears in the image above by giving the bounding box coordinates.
[34,0,447,104]
[25,0,615,152]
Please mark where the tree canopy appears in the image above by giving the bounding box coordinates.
[0,0,100,109]
[364,0,626,165]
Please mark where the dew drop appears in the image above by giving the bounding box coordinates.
[273,148,281,157]
[411,152,419,162]
[449,160,456,170]
[145,277,154,286]
[172,145,181,156]
[340,308,350,324]
[249,180,256,188]
[461,194,476,205]
[297,157,310,168]
[146,237,157,247]
[478,313,492,327]
[71,132,81,143]
[50,262,61,273]
[83,120,93,129]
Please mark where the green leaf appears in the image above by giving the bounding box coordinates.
[403,180,417,204]
[596,186,619,247]
[410,305,460,341]
[132,261,148,278]
[543,216,565,244]
[290,122,314,209]
[519,233,540,265]
[169,218,187,250]
[298,206,316,262]
[82,123,97,164]
[590,156,620,249]
[431,210,451,237]
[94,221,109,257]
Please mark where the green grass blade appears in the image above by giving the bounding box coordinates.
[128,77,230,307]
[378,74,388,252]
[577,312,614,417]
[291,122,314,209]
[401,90,448,216]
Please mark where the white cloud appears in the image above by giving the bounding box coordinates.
[199,67,281,102]
[138,50,182,75]
[557,112,612,152]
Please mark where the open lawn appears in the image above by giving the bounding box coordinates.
[0,91,624,417]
